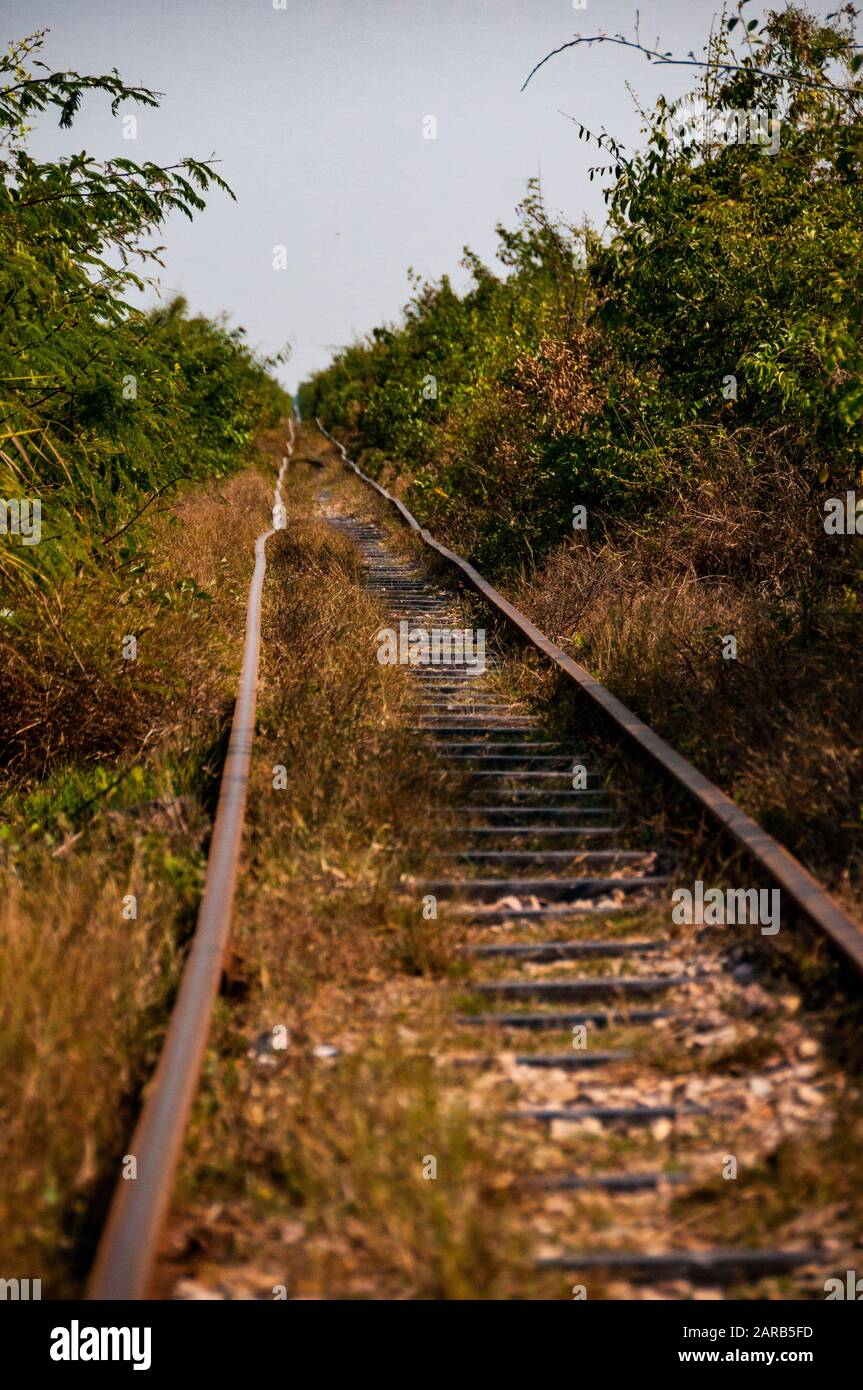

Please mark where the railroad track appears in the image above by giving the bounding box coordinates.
[86,415,861,1299]
[86,425,292,1300]
[316,486,850,1289]
[318,419,861,1289]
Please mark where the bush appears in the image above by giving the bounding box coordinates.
[0,30,289,598]
[300,4,863,571]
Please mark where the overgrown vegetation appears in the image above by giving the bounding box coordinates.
[0,33,288,1287]
[162,449,523,1300]
[0,459,276,1292]
[155,439,860,1301]
[300,3,863,899]
[0,30,288,784]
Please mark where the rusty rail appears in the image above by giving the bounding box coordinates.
[86,422,294,1300]
[316,418,863,981]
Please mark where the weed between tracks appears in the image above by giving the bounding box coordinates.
[5,420,858,1300]
[164,444,525,1299]
[160,431,863,1303]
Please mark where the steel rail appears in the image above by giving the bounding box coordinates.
[322,448,851,1289]
[316,418,863,980]
[86,422,294,1300]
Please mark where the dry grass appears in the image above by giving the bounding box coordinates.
[161,443,526,1299]
[0,809,203,1290]
[0,461,270,786]
[669,1123,863,1255]
[0,436,283,1293]
[512,440,863,911]
[6,418,860,1301]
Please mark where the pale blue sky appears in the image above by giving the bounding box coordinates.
[11,0,843,392]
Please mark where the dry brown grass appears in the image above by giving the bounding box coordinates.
[160,442,526,1299]
[6,418,858,1301]
[0,433,284,1293]
[0,461,271,785]
[670,1122,863,1253]
[0,810,204,1291]
[512,440,863,910]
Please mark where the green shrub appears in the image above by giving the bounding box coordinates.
[301,4,863,572]
[0,30,289,597]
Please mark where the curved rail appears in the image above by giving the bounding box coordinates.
[87,422,294,1300]
[315,418,863,981]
